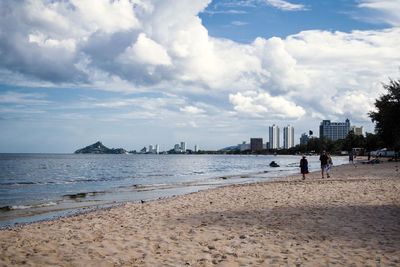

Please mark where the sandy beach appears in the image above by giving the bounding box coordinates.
[1,159,399,266]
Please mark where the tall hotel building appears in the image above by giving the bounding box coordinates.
[283,125,294,149]
[319,119,350,141]
[180,142,186,153]
[269,124,280,149]
[194,145,200,152]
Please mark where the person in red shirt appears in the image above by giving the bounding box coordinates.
[300,155,308,180]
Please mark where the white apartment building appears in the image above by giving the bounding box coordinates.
[148,144,159,154]
[269,124,280,149]
[180,142,186,152]
[283,125,294,149]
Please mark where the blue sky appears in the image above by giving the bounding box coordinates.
[0,0,400,152]
[201,0,391,42]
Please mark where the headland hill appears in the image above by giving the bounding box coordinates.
[74,141,128,154]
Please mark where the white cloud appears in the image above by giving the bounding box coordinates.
[229,91,306,119]
[119,33,172,66]
[231,21,248,26]
[176,121,199,128]
[266,0,306,11]
[213,0,306,11]
[0,91,51,105]
[69,0,140,33]
[180,106,205,114]
[332,92,375,121]
[203,9,248,15]
[357,0,400,26]
[282,28,400,109]
[28,33,76,52]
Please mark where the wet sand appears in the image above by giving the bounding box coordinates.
[1,159,399,266]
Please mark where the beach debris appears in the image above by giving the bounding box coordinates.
[362,158,381,164]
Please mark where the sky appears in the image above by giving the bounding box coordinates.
[0,0,400,153]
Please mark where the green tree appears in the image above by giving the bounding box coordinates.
[306,136,329,153]
[364,132,382,152]
[326,138,340,153]
[368,79,400,151]
[341,131,365,152]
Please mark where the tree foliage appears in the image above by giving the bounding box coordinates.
[340,131,365,152]
[279,130,382,155]
[364,132,382,152]
[368,79,400,151]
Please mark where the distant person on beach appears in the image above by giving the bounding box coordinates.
[368,151,371,161]
[349,152,354,164]
[325,154,333,178]
[349,152,355,166]
[300,155,308,180]
[319,150,329,178]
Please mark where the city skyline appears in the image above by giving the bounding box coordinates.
[78,117,364,152]
[1,0,399,153]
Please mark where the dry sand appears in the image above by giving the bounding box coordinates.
[1,159,399,266]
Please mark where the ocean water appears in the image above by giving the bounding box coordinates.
[0,153,347,228]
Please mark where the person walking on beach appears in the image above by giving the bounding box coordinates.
[325,154,333,178]
[320,150,329,178]
[349,152,357,167]
[300,155,308,180]
[349,152,354,164]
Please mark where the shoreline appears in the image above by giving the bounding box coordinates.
[1,159,399,266]
[0,155,348,229]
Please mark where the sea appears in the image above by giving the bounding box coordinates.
[0,153,348,228]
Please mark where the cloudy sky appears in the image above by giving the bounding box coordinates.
[0,0,399,153]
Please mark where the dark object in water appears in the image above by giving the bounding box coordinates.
[269,161,280,167]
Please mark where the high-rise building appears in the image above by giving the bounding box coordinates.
[250,138,263,152]
[148,144,159,154]
[269,124,280,149]
[180,142,186,152]
[283,125,294,149]
[319,119,350,141]
[174,144,181,153]
[350,126,364,136]
[194,145,200,152]
[300,133,309,145]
